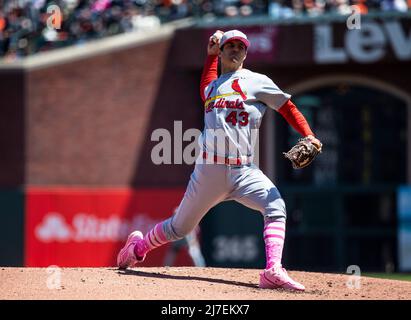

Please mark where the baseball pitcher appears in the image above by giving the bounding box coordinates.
[117,30,322,291]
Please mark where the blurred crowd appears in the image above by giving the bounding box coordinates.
[1,0,411,59]
[268,0,411,18]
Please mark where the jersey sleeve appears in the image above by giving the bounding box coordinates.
[200,55,218,102]
[255,75,291,111]
[278,100,314,137]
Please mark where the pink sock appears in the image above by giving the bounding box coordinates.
[134,221,169,258]
[263,220,286,269]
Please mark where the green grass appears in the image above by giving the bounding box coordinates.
[363,273,411,282]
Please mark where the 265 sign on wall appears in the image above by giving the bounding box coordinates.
[25,188,187,267]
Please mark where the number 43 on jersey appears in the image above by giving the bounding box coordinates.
[225,111,249,127]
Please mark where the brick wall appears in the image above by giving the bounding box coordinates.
[25,39,175,186]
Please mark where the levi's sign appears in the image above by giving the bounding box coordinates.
[314,21,411,64]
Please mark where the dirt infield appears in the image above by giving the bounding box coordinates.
[1,267,411,300]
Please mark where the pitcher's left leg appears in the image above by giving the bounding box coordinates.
[229,165,305,291]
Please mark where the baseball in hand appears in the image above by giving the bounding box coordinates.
[210,30,224,44]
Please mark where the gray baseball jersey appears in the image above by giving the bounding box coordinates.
[169,68,290,239]
[200,68,291,160]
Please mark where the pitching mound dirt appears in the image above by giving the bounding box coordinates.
[1,267,410,300]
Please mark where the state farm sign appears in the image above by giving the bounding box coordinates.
[35,212,159,243]
[315,21,411,64]
[25,188,188,267]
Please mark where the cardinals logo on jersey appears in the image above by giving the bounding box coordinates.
[231,79,247,100]
[204,78,247,113]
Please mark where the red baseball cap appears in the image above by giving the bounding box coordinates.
[219,30,250,49]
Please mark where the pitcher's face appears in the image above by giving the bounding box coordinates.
[220,40,247,69]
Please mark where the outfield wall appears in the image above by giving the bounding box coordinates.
[1,16,410,270]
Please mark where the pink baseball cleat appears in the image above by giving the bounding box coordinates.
[259,265,305,291]
[117,230,146,270]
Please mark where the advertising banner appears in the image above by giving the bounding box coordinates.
[174,18,411,68]
[25,188,193,267]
